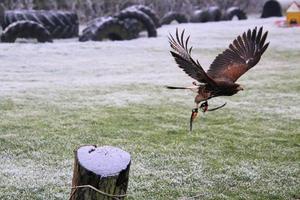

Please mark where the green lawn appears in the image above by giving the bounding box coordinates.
[0,20,299,200]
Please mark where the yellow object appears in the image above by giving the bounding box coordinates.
[286,2,300,25]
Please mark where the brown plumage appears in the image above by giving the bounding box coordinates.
[167,27,269,131]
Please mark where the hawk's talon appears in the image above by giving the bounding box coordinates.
[200,101,208,113]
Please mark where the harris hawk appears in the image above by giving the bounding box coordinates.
[167,27,269,131]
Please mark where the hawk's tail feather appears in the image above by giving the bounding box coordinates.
[165,86,192,89]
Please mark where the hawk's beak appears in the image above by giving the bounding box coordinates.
[190,108,198,131]
[237,86,244,91]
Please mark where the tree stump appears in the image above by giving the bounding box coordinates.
[70,145,131,200]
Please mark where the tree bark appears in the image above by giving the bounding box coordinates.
[70,145,131,200]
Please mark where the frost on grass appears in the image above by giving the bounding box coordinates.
[0,17,299,102]
[0,155,71,188]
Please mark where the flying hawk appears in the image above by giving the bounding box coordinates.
[167,27,269,131]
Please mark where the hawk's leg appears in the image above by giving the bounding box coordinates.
[190,93,208,132]
[190,103,199,132]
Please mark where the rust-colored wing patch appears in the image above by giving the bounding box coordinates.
[207,27,269,82]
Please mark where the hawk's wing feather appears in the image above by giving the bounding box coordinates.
[207,27,269,82]
[169,29,216,86]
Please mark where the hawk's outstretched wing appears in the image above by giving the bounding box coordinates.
[169,29,216,86]
[207,27,269,82]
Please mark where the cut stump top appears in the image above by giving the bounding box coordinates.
[77,145,131,177]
